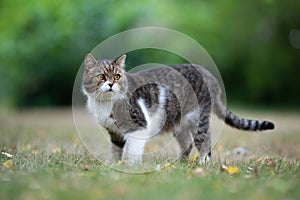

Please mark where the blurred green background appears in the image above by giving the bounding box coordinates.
[0,0,299,108]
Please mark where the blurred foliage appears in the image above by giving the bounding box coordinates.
[0,0,299,107]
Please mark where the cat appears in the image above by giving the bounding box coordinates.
[82,53,275,165]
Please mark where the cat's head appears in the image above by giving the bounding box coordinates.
[82,54,127,100]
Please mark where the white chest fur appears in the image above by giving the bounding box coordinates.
[87,97,121,133]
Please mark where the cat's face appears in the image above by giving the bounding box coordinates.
[82,54,127,100]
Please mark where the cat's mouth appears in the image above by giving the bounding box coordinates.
[100,88,115,93]
[97,87,113,93]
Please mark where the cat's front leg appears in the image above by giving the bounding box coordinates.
[122,131,149,166]
[109,131,126,162]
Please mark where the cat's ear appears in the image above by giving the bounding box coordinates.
[114,55,126,68]
[84,54,97,70]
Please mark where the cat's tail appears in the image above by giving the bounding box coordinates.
[223,110,275,131]
[213,97,275,131]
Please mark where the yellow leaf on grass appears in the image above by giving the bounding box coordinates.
[257,157,264,163]
[226,166,239,174]
[3,159,14,169]
[161,162,173,170]
[157,162,174,171]
[191,154,199,162]
[22,144,32,152]
[52,147,61,154]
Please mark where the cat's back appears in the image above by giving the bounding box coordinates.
[130,64,212,79]
[127,64,217,89]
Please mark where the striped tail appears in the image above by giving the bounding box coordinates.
[225,110,275,131]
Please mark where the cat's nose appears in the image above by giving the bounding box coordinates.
[108,83,113,88]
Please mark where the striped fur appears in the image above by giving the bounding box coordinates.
[225,110,274,131]
[82,54,275,165]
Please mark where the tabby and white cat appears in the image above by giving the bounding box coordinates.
[82,54,274,165]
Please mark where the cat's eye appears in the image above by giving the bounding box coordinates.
[98,74,105,80]
[114,74,121,80]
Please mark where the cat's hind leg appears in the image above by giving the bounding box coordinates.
[174,127,194,161]
[194,113,211,165]
[195,132,211,165]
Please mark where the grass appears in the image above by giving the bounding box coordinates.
[0,108,300,200]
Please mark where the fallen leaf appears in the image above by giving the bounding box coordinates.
[2,159,15,169]
[265,158,277,167]
[1,152,13,158]
[190,154,199,163]
[157,162,174,171]
[161,162,173,170]
[52,147,61,154]
[226,166,239,174]
[22,144,31,152]
[246,167,254,174]
[256,157,277,167]
[257,157,264,163]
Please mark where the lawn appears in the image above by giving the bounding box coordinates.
[1,108,299,200]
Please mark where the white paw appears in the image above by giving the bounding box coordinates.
[198,154,210,165]
[126,154,143,166]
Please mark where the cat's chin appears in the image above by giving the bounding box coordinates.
[93,91,122,102]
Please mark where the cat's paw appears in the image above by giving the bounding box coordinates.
[126,155,143,166]
[198,154,210,165]
[122,152,143,166]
